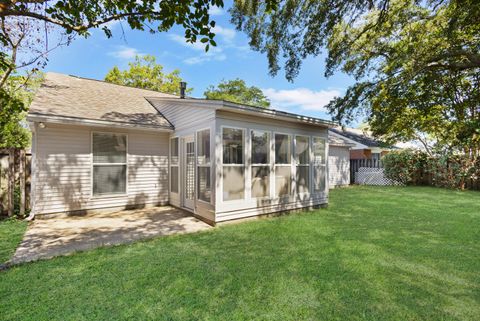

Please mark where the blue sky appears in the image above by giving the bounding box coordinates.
[44,4,355,122]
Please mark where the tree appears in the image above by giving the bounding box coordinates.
[231,0,480,159]
[104,55,192,95]
[204,78,270,108]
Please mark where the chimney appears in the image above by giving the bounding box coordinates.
[180,81,187,99]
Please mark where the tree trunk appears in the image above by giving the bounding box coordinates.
[7,148,14,217]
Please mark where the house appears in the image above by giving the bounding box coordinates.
[27,73,335,225]
[328,134,355,187]
[329,127,393,160]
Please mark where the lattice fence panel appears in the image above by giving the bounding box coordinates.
[354,167,403,186]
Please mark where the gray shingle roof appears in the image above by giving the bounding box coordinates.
[328,132,355,147]
[330,127,387,147]
[29,72,175,129]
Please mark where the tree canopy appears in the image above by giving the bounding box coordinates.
[231,0,480,157]
[104,55,192,95]
[204,78,270,108]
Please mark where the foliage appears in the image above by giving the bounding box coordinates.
[1,187,479,320]
[428,154,480,189]
[231,0,480,158]
[382,149,428,185]
[0,72,43,148]
[204,78,270,108]
[104,55,192,95]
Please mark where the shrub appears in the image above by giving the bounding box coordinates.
[382,149,428,185]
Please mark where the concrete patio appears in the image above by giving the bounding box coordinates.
[11,206,212,264]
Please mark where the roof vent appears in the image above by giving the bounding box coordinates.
[179,82,187,99]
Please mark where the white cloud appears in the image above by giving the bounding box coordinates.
[263,88,341,112]
[208,6,225,16]
[212,26,236,43]
[108,46,144,60]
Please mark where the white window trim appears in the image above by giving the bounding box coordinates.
[295,135,311,195]
[221,126,246,202]
[196,127,212,205]
[91,131,128,199]
[274,131,292,198]
[312,136,327,194]
[250,129,271,200]
[169,136,180,195]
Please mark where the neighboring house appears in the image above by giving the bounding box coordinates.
[328,135,355,188]
[27,73,335,225]
[329,128,393,160]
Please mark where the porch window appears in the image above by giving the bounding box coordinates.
[92,132,127,196]
[295,135,310,194]
[275,133,291,197]
[222,127,245,201]
[197,129,211,202]
[170,137,179,194]
[313,137,326,193]
[251,130,270,198]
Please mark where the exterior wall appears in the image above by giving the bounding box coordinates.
[328,146,350,187]
[32,123,170,216]
[214,110,329,223]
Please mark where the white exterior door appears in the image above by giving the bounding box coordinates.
[183,136,195,210]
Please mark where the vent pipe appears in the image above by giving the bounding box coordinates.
[179,82,187,99]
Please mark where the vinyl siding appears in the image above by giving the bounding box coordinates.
[33,123,169,215]
[328,146,350,187]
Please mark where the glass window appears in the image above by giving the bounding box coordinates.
[197,129,211,202]
[92,133,127,196]
[296,136,310,194]
[313,137,326,193]
[170,137,179,194]
[223,128,244,164]
[296,166,309,194]
[223,166,245,201]
[252,166,270,198]
[223,128,245,201]
[296,136,309,165]
[275,166,291,197]
[251,131,270,164]
[275,134,291,164]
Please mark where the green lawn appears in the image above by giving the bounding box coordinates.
[0,218,27,263]
[1,186,479,320]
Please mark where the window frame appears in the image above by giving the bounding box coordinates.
[91,131,128,198]
[221,126,246,202]
[196,128,212,204]
[274,131,292,198]
[250,129,271,199]
[169,136,180,195]
[295,135,310,195]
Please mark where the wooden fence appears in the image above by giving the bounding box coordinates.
[0,149,31,216]
[350,158,480,191]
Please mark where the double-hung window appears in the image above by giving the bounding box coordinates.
[295,135,310,194]
[197,129,211,202]
[312,137,326,193]
[170,137,179,194]
[274,133,291,197]
[222,127,245,201]
[251,130,270,198]
[92,133,127,196]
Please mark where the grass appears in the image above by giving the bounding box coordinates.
[0,186,479,320]
[0,218,27,263]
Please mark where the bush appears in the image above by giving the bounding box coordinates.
[428,154,480,189]
[382,149,428,185]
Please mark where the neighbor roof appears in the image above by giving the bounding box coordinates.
[29,72,175,129]
[328,131,355,147]
[330,127,388,148]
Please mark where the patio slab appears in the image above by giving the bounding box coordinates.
[11,206,211,264]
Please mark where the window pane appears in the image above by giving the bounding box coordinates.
[275,134,291,164]
[252,166,269,198]
[223,128,244,164]
[93,133,126,163]
[171,138,179,164]
[313,137,326,165]
[170,166,179,194]
[197,129,210,165]
[223,166,245,200]
[198,167,211,202]
[275,166,291,197]
[296,166,310,194]
[313,165,326,193]
[93,165,126,195]
[296,136,309,165]
[251,131,269,164]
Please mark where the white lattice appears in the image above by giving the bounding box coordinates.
[354,167,402,186]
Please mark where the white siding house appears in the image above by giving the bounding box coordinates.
[28,73,337,225]
[328,131,355,188]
